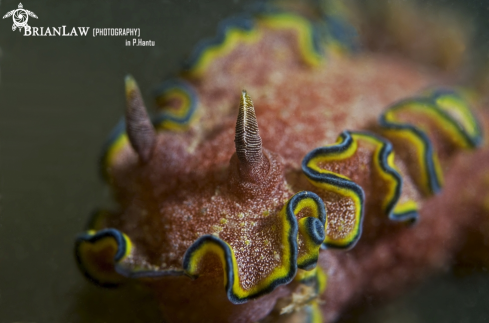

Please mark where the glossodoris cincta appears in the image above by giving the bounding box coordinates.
[75,2,489,322]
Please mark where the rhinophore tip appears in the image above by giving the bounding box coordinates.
[125,75,156,162]
[234,90,266,180]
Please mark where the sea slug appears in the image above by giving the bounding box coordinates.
[74,1,489,322]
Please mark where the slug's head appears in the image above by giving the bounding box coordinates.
[75,75,338,322]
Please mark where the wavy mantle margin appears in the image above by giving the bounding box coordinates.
[75,191,332,303]
[379,88,483,196]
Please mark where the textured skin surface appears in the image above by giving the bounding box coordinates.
[319,113,489,321]
[75,4,489,322]
[106,53,435,273]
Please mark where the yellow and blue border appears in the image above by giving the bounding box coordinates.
[180,8,330,78]
[390,200,419,224]
[75,228,133,287]
[256,12,324,67]
[182,191,299,304]
[355,131,419,223]
[182,233,296,304]
[75,228,186,287]
[99,118,127,181]
[182,14,258,78]
[153,79,199,131]
[302,130,418,233]
[293,192,327,270]
[426,88,483,148]
[379,100,444,196]
[302,131,365,249]
[379,88,483,196]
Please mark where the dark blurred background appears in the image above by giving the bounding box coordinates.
[0,0,489,322]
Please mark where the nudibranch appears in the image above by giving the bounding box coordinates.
[75,1,489,322]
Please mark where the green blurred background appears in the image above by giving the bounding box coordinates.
[0,0,489,322]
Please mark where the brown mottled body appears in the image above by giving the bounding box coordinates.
[87,9,489,323]
[107,53,436,269]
